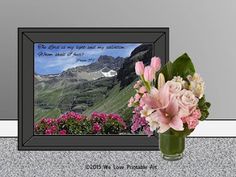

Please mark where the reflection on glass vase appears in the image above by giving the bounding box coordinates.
[159,130,185,161]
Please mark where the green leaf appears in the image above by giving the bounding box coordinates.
[198,96,206,106]
[157,61,173,80]
[140,75,151,92]
[200,110,209,121]
[205,102,211,108]
[171,125,194,137]
[198,95,211,121]
[156,53,195,81]
[172,53,195,79]
[199,96,210,110]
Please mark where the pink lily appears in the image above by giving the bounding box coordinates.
[142,84,184,133]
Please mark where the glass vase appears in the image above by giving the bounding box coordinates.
[159,131,185,161]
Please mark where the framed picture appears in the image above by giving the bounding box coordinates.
[18,28,169,150]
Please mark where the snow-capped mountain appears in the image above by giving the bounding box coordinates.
[101,69,117,77]
[35,55,123,83]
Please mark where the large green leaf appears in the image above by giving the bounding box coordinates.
[157,61,173,81]
[172,53,195,79]
[157,53,195,81]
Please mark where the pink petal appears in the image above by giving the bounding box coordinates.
[141,95,159,109]
[147,111,159,120]
[135,61,144,76]
[139,86,147,94]
[151,57,161,72]
[150,87,159,100]
[169,115,184,131]
[159,84,170,108]
[158,122,170,133]
[155,109,169,124]
[144,66,155,81]
[166,96,179,116]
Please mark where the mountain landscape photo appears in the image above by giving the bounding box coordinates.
[34,43,152,128]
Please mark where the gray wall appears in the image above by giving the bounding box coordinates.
[0,0,235,119]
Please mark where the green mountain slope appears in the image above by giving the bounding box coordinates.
[83,81,136,123]
[34,80,136,124]
[34,107,61,123]
[34,77,115,122]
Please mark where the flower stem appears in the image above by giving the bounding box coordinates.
[140,75,151,92]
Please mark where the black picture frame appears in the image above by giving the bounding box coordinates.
[18,27,169,150]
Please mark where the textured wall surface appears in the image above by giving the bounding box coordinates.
[0,138,235,177]
[0,0,236,119]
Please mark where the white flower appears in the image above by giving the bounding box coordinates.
[187,73,205,99]
[166,80,182,94]
[145,112,159,131]
[140,105,154,117]
[157,73,165,90]
[172,76,188,89]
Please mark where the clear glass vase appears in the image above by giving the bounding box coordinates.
[159,131,185,161]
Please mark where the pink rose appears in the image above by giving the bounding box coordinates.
[166,81,182,94]
[135,61,145,76]
[144,66,155,82]
[186,116,199,129]
[192,109,202,119]
[151,56,161,72]
[181,109,202,129]
[176,89,198,117]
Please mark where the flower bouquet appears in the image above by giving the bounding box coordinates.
[128,53,211,160]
